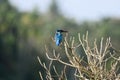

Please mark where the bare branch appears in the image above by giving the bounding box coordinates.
[39,72,43,80]
[38,32,120,80]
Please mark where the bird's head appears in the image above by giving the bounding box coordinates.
[56,29,68,33]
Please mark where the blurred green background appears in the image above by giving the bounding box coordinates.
[0,0,120,80]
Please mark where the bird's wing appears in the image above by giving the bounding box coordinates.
[55,33,62,46]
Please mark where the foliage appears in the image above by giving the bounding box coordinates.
[0,0,120,80]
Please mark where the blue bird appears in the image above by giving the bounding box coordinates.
[55,30,68,46]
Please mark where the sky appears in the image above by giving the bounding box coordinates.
[9,0,120,21]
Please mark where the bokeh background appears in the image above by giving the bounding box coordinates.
[0,0,120,80]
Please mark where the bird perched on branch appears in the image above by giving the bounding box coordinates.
[54,29,68,46]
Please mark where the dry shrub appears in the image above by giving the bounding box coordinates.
[37,32,120,80]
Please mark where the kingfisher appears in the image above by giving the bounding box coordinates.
[54,29,68,46]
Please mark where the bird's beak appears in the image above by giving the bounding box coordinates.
[61,30,68,33]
